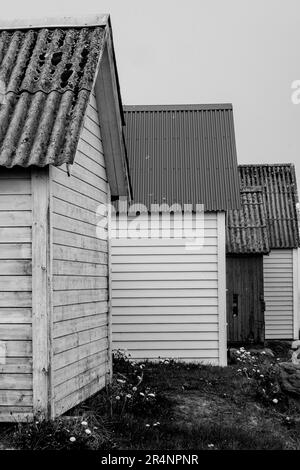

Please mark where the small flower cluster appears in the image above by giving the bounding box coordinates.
[111,349,158,417]
[234,348,283,407]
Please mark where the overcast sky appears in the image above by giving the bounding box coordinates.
[3,0,300,182]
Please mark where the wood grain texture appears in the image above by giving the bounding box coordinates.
[51,92,109,417]
[31,167,51,418]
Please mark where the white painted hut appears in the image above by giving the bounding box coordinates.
[0,15,131,421]
[111,104,240,365]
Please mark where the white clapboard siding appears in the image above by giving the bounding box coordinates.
[264,249,298,339]
[51,91,110,417]
[0,169,33,419]
[112,212,226,364]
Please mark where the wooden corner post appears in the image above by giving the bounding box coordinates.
[218,211,227,366]
[31,167,52,419]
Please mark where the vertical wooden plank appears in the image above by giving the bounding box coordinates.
[106,183,113,382]
[293,249,299,340]
[218,212,227,365]
[31,167,51,418]
[48,167,54,418]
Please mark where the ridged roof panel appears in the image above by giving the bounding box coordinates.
[227,164,300,253]
[123,105,241,211]
[227,187,270,254]
[0,26,105,167]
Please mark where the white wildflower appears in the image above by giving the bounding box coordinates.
[81,421,88,426]
[85,429,92,435]
[69,437,76,442]
[115,396,121,401]
[126,394,132,399]
[132,386,137,392]
[273,398,278,404]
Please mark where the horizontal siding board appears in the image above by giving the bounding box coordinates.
[0,390,33,406]
[0,179,31,194]
[0,374,32,390]
[114,314,218,324]
[0,292,32,307]
[53,339,108,370]
[53,276,107,291]
[113,323,218,332]
[264,249,294,340]
[53,316,107,338]
[53,328,107,354]
[53,260,107,277]
[53,229,107,252]
[0,227,31,243]
[112,271,217,281]
[0,211,31,227]
[55,376,105,417]
[113,306,217,315]
[54,350,107,387]
[0,277,31,291]
[113,280,218,289]
[52,167,107,204]
[54,363,107,402]
[53,302,108,323]
[0,244,31,259]
[113,289,217,298]
[53,245,107,264]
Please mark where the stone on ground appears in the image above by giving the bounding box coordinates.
[279,362,300,396]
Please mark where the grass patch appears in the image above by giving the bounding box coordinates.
[1,348,300,450]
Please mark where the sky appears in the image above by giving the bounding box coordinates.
[2,0,300,182]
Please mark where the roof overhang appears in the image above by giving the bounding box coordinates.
[94,20,132,200]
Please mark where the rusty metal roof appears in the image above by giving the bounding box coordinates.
[123,104,241,211]
[227,164,300,254]
[0,25,105,167]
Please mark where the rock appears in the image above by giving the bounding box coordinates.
[279,362,300,396]
[292,348,300,365]
[291,340,300,350]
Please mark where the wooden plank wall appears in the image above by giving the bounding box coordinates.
[264,249,295,339]
[51,92,110,416]
[226,255,264,343]
[112,212,223,364]
[0,168,33,422]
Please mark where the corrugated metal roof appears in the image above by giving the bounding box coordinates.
[0,26,105,167]
[226,187,270,254]
[227,164,300,253]
[123,104,241,211]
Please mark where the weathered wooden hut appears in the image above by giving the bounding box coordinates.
[111,104,240,366]
[0,15,131,421]
[226,164,299,343]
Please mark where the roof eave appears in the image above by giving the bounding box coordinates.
[94,23,132,201]
[0,14,109,30]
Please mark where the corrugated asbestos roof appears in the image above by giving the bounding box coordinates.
[227,164,300,254]
[0,26,105,167]
[226,187,270,254]
[123,104,241,211]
